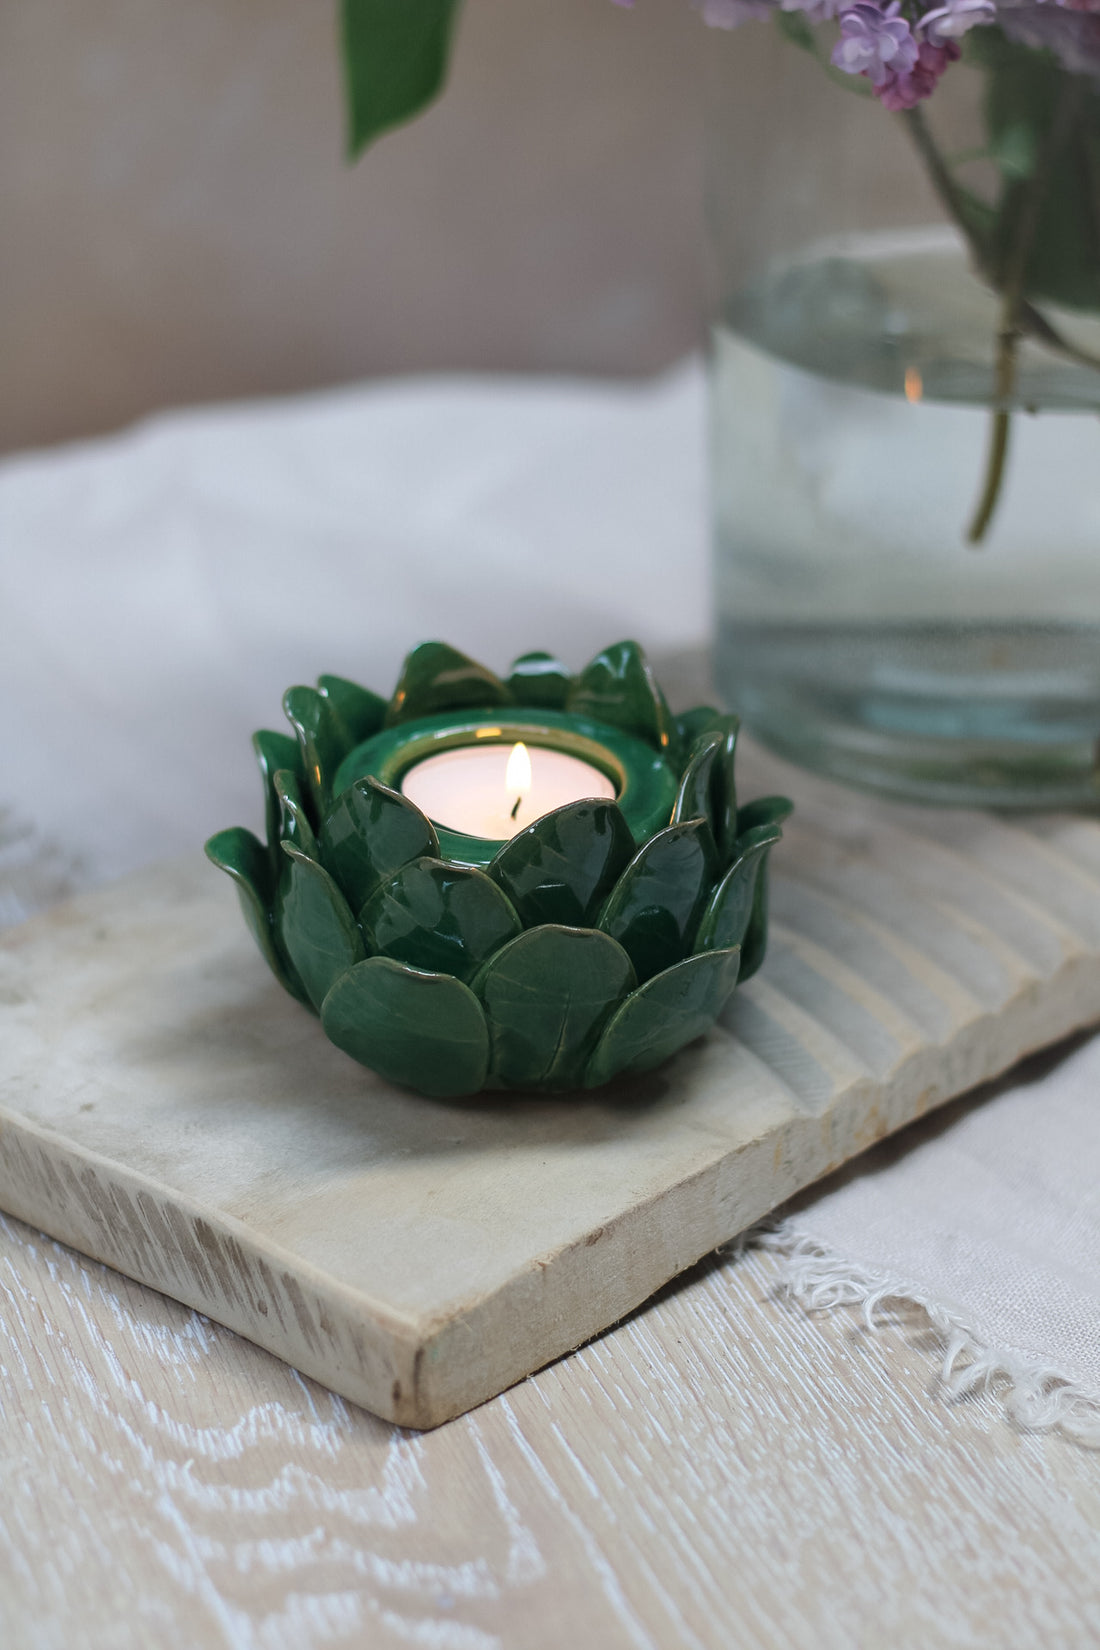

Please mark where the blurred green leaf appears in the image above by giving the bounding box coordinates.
[341,0,461,159]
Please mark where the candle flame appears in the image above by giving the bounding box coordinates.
[506,742,532,821]
[904,366,923,405]
[506,742,532,795]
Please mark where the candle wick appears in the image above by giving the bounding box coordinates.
[510,795,522,822]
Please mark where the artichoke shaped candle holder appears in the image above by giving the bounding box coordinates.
[205,641,791,1098]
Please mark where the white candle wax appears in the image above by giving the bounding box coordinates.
[401,743,616,839]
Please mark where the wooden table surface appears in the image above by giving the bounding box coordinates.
[4,1193,1099,1650]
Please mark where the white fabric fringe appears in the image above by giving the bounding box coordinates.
[749,1224,1100,1449]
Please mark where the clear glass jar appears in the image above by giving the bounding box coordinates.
[708,24,1100,808]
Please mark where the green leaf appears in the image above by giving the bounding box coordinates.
[488,799,635,929]
[775,9,816,53]
[359,857,521,984]
[319,776,439,913]
[474,926,635,1091]
[276,843,365,1011]
[322,958,489,1097]
[972,26,1100,311]
[340,0,461,159]
[584,948,742,1089]
[597,819,719,984]
[204,826,310,1004]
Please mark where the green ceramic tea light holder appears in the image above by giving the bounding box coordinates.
[205,640,791,1098]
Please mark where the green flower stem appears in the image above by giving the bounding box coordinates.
[905,83,1090,544]
[968,75,1086,542]
[966,314,1017,545]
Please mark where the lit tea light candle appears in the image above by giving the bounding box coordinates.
[401,740,616,841]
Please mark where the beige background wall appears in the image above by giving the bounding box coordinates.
[0,0,714,454]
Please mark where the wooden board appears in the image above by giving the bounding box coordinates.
[2,762,1100,1429]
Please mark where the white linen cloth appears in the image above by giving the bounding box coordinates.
[2,363,1097,1442]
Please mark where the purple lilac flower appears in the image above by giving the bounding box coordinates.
[875,37,960,105]
[831,2,919,83]
[918,0,997,39]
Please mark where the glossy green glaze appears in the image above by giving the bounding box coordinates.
[205,826,309,1004]
[282,685,345,818]
[322,958,490,1098]
[317,674,387,749]
[675,705,727,751]
[488,799,635,929]
[567,640,677,762]
[385,641,510,727]
[206,640,792,1095]
[276,842,365,1011]
[360,857,521,984]
[334,708,676,870]
[505,650,571,709]
[734,823,785,982]
[252,729,303,860]
[694,824,782,957]
[474,925,636,1091]
[597,818,719,983]
[319,777,439,914]
[584,947,742,1088]
[736,794,795,837]
[274,768,319,858]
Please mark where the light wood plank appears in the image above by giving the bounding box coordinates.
[3,1207,1100,1650]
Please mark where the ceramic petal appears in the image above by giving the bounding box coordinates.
[319,777,439,913]
[273,768,319,858]
[360,857,521,984]
[584,947,742,1087]
[736,794,794,837]
[675,705,724,750]
[283,685,346,818]
[253,728,303,857]
[384,641,510,726]
[597,818,719,983]
[567,640,676,757]
[671,729,725,830]
[474,925,636,1091]
[321,958,490,1098]
[276,842,365,1011]
[488,799,634,929]
[505,651,571,709]
[317,674,387,749]
[733,824,783,982]
[694,823,782,956]
[204,826,309,1004]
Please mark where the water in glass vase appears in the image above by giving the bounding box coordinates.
[712,227,1100,808]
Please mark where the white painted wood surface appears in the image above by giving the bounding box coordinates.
[4,1203,1100,1650]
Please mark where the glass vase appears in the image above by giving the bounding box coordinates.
[708,23,1100,809]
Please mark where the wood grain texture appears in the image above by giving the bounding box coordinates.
[3,1206,1100,1650]
[3,755,1100,1427]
